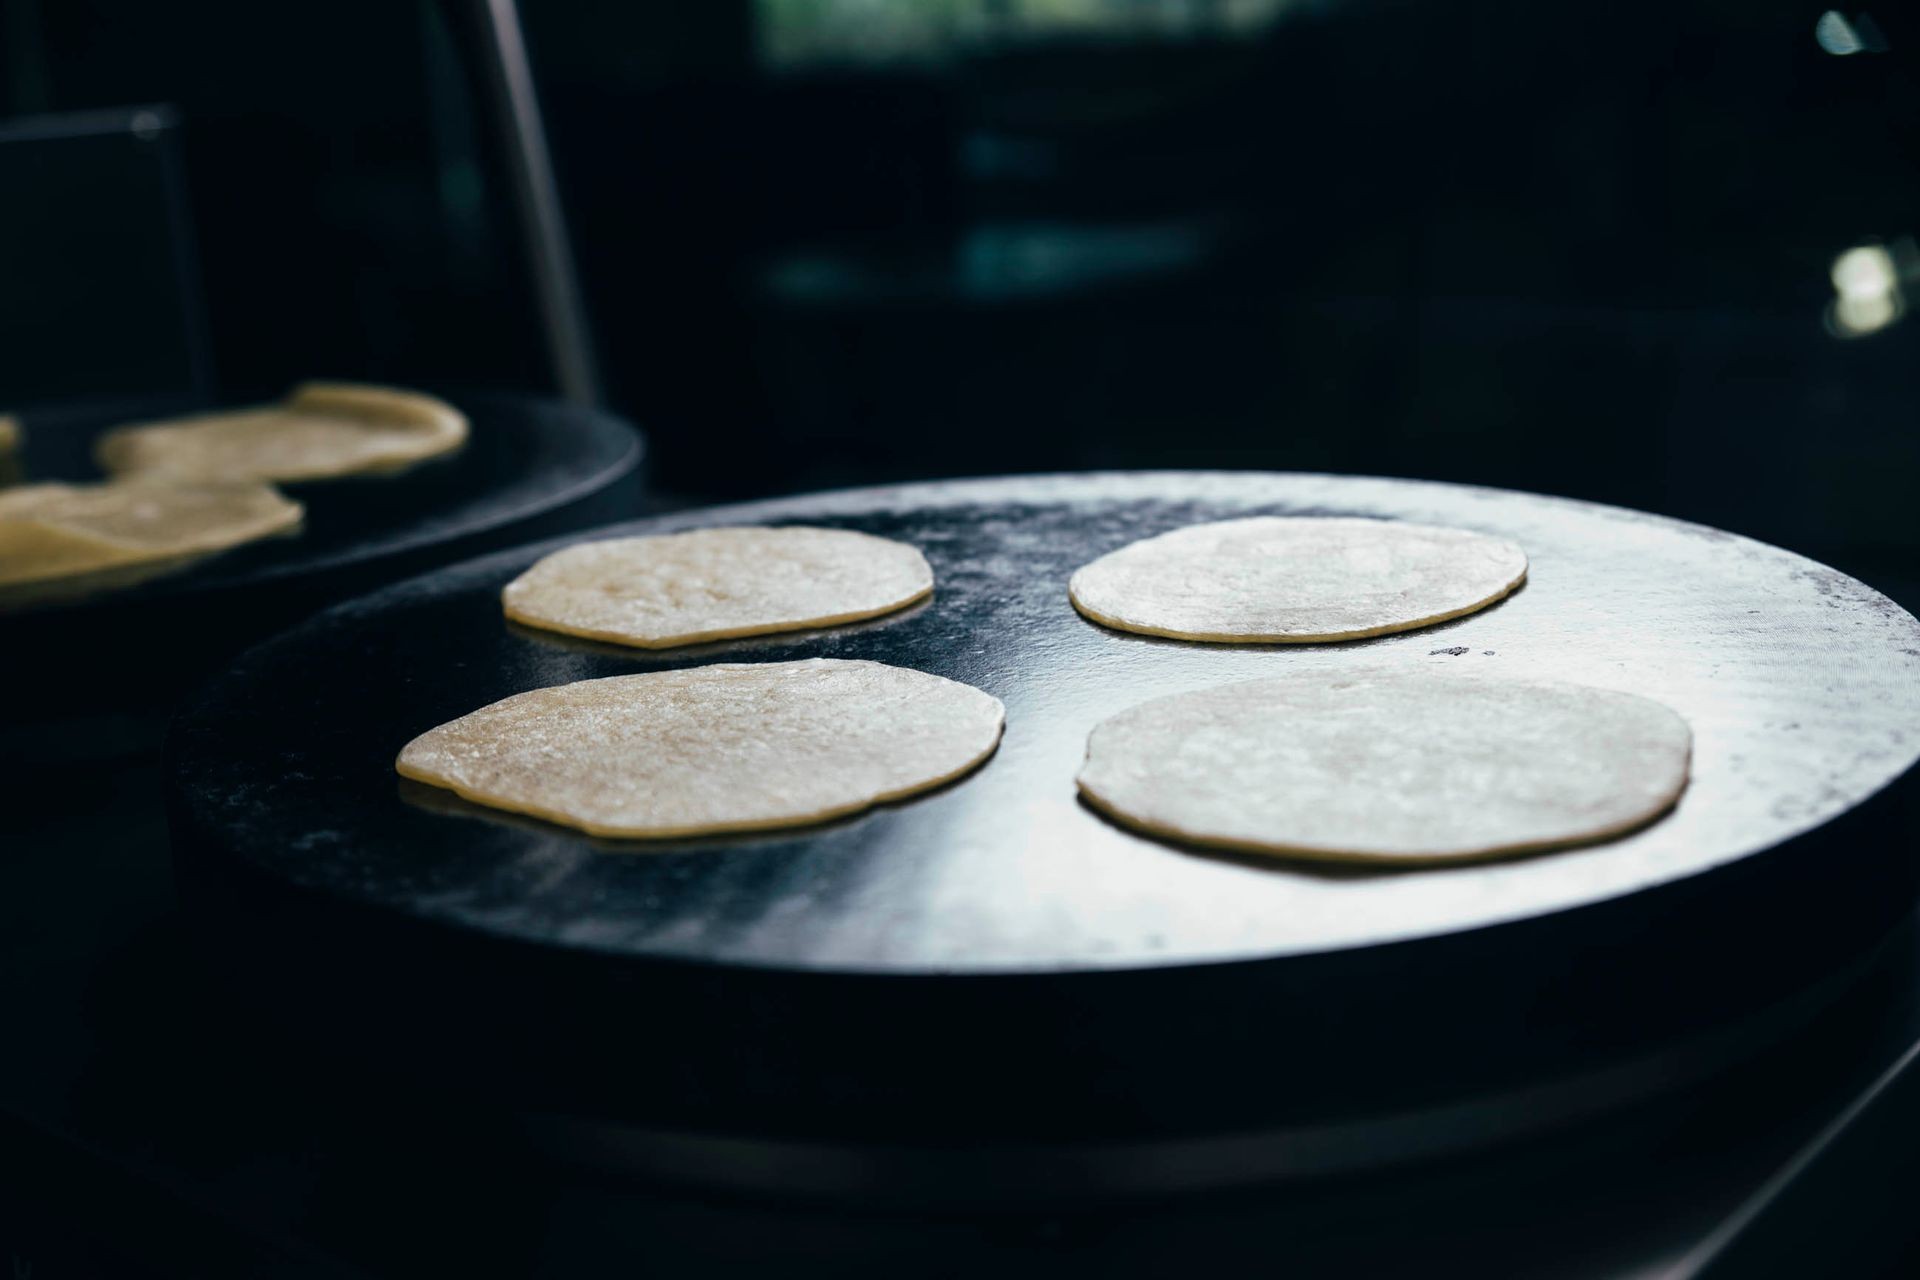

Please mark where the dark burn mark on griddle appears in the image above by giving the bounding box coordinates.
[1430,646,1470,656]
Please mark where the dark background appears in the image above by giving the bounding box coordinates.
[2,0,1916,595]
[5,6,1920,1275]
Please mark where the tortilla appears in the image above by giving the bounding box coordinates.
[95,382,466,484]
[1077,670,1690,864]
[502,526,934,649]
[0,479,302,605]
[396,658,1004,839]
[1069,516,1527,643]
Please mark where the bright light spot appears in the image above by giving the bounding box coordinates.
[1833,293,1898,335]
[1828,244,1903,338]
[1816,11,1888,55]
[1832,245,1896,299]
[1819,11,1865,54]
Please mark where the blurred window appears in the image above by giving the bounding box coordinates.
[755,0,1298,68]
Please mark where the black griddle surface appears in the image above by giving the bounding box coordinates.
[174,471,1920,970]
[166,473,1920,1151]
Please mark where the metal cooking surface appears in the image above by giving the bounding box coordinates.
[171,472,1920,973]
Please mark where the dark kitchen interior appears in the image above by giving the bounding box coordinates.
[5,1,1920,1275]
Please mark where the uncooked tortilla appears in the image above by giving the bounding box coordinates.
[1077,670,1690,864]
[502,526,934,649]
[396,658,1004,838]
[0,480,302,605]
[95,382,466,484]
[1069,516,1528,643]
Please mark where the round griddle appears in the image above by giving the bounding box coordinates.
[2,391,643,734]
[167,473,1920,1190]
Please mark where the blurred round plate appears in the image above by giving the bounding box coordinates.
[2,390,643,736]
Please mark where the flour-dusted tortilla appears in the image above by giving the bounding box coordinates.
[0,479,302,605]
[396,659,1004,839]
[1077,670,1690,864]
[95,382,466,484]
[502,526,935,649]
[1068,516,1528,643]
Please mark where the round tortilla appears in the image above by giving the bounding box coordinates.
[95,382,466,484]
[502,526,934,650]
[0,480,302,605]
[1077,670,1690,864]
[1068,516,1527,643]
[396,658,1004,839]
